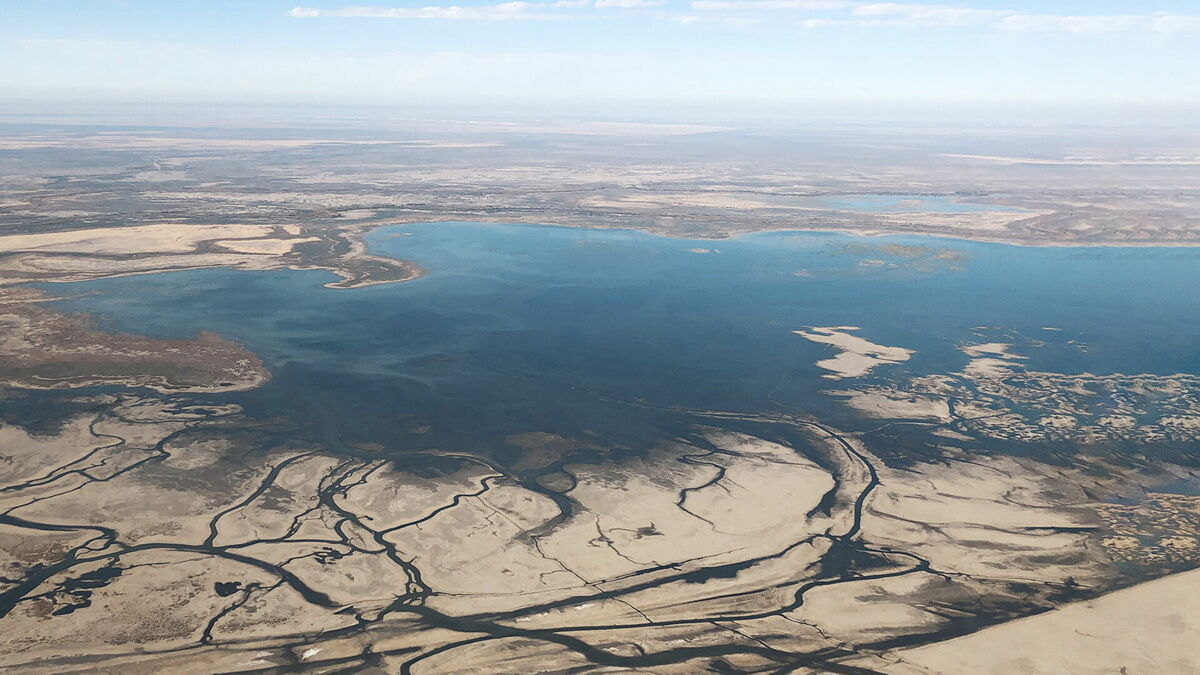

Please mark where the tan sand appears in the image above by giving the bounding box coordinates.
[794,326,914,379]
[828,389,951,421]
[961,356,1020,378]
[960,342,1026,359]
[873,209,1036,232]
[213,236,320,255]
[873,569,1200,674]
[0,223,274,255]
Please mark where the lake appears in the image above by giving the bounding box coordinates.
[45,222,1200,460]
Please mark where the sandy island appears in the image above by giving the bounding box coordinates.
[793,326,915,379]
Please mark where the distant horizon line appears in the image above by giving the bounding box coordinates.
[3,97,1200,128]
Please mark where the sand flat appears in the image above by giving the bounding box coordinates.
[794,326,914,379]
[828,389,952,420]
[0,223,274,255]
[874,569,1200,674]
[961,342,1026,359]
[214,236,320,255]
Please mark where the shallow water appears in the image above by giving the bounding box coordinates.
[45,222,1200,457]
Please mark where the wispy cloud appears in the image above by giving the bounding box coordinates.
[289,2,1200,32]
[999,13,1200,34]
[691,0,851,9]
[288,0,666,21]
[687,1,1200,33]
[850,2,1003,25]
[674,14,762,25]
[595,0,666,8]
[289,3,570,21]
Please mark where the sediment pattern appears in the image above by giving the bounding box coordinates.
[0,388,1159,673]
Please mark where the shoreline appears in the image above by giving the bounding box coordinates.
[4,214,1195,300]
[8,216,1195,306]
[349,215,1200,251]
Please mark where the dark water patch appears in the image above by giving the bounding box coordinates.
[49,566,124,616]
[0,390,114,437]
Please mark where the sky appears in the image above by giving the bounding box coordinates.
[3,1,1199,119]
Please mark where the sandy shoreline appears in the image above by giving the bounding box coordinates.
[0,222,424,290]
[350,215,1200,250]
[0,216,1193,303]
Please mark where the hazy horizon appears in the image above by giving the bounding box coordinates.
[4,0,1199,119]
[3,98,1200,130]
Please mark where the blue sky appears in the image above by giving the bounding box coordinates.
[3,1,1199,114]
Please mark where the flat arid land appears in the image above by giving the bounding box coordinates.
[2,117,1199,252]
[0,117,1198,673]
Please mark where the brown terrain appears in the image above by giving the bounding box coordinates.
[0,119,1197,672]
[0,286,267,393]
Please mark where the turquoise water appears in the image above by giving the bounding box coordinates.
[44,222,1200,457]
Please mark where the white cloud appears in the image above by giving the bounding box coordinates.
[1000,13,1200,34]
[999,14,1144,33]
[595,0,666,8]
[675,14,762,25]
[691,0,851,9]
[1148,14,1200,32]
[690,1,1200,34]
[290,2,1200,33]
[288,0,671,20]
[289,2,567,20]
[802,11,1200,32]
[851,3,1003,25]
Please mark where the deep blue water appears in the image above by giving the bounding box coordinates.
[44,222,1200,455]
